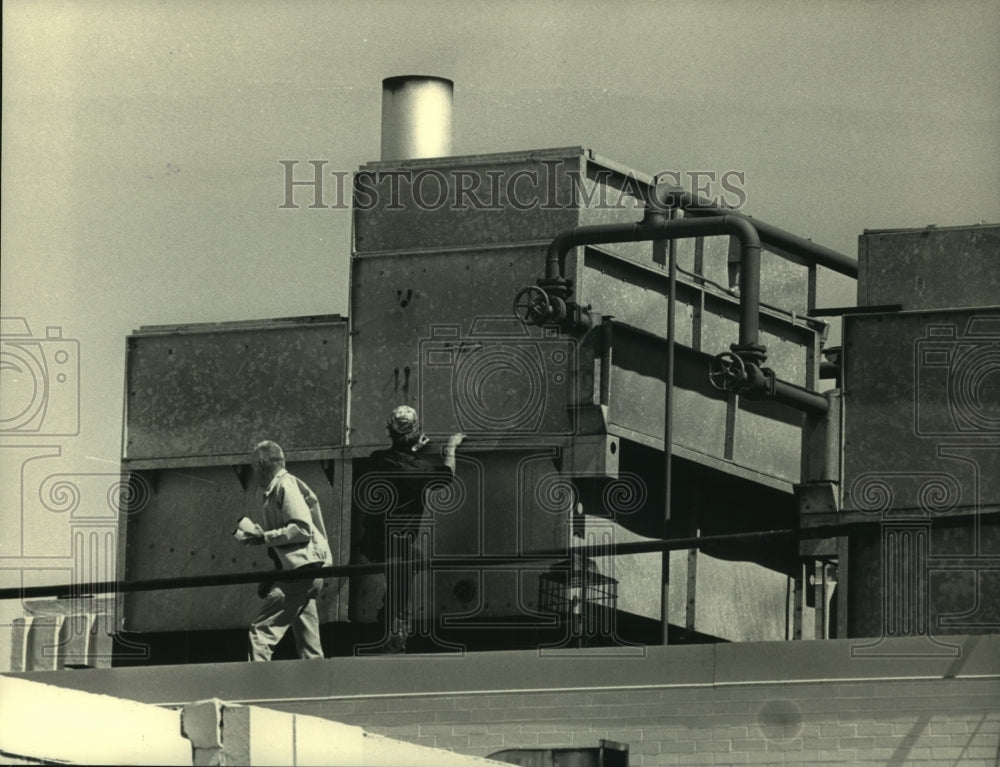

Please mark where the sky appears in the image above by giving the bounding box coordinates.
[1,0,998,668]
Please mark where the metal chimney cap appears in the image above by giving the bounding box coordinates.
[382,75,454,90]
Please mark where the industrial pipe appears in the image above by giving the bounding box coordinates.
[773,378,830,414]
[661,216,678,645]
[535,212,836,416]
[649,185,859,278]
[707,351,830,413]
[542,216,763,350]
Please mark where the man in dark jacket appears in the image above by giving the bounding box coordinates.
[365,406,463,652]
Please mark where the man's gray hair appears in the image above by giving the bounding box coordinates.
[252,440,285,469]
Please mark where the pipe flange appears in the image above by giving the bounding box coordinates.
[537,276,573,301]
[730,342,768,367]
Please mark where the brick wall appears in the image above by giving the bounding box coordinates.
[13,635,1000,767]
[288,677,999,766]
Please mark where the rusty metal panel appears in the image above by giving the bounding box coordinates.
[690,552,789,642]
[590,528,671,623]
[418,319,579,439]
[123,461,346,632]
[350,447,570,625]
[733,398,803,482]
[584,248,815,388]
[353,149,584,255]
[581,251,697,346]
[606,325,728,457]
[843,308,1000,637]
[843,309,1000,513]
[699,303,741,362]
[595,535,790,641]
[605,323,804,484]
[847,523,1000,639]
[759,321,814,389]
[760,247,810,316]
[858,224,1000,310]
[347,248,580,626]
[699,298,813,388]
[576,164,653,265]
[434,447,570,622]
[349,249,588,448]
[124,318,347,461]
[696,236,811,316]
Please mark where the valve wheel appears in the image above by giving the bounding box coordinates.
[513,286,551,325]
[708,351,748,392]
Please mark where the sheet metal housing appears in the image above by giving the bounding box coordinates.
[118,147,826,641]
[349,147,824,638]
[843,224,1000,638]
[120,317,349,631]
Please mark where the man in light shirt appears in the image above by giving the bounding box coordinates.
[241,440,333,661]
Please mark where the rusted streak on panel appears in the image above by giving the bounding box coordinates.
[125,321,348,460]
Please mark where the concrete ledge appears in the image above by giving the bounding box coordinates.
[0,677,506,766]
[9,636,999,708]
[714,634,999,685]
[0,676,191,765]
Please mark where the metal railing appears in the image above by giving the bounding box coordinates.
[0,518,947,602]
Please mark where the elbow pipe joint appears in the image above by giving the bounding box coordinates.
[647,184,718,214]
[647,183,859,279]
[533,216,763,346]
[542,215,761,292]
[544,227,588,286]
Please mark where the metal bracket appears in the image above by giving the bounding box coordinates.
[321,459,336,488]
[793,481,839,515]
[233,464,253,492]
[796,481,841,559]
[142,469,161,496]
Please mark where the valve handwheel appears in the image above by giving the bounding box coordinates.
[708,351,748,392]
[513,286,551,324]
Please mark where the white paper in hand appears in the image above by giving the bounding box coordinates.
[233,516,262,541]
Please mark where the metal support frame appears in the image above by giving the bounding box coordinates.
[528,210,832,416]
[660,211,678,645]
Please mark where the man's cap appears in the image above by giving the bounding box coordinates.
[388,405,420,437]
